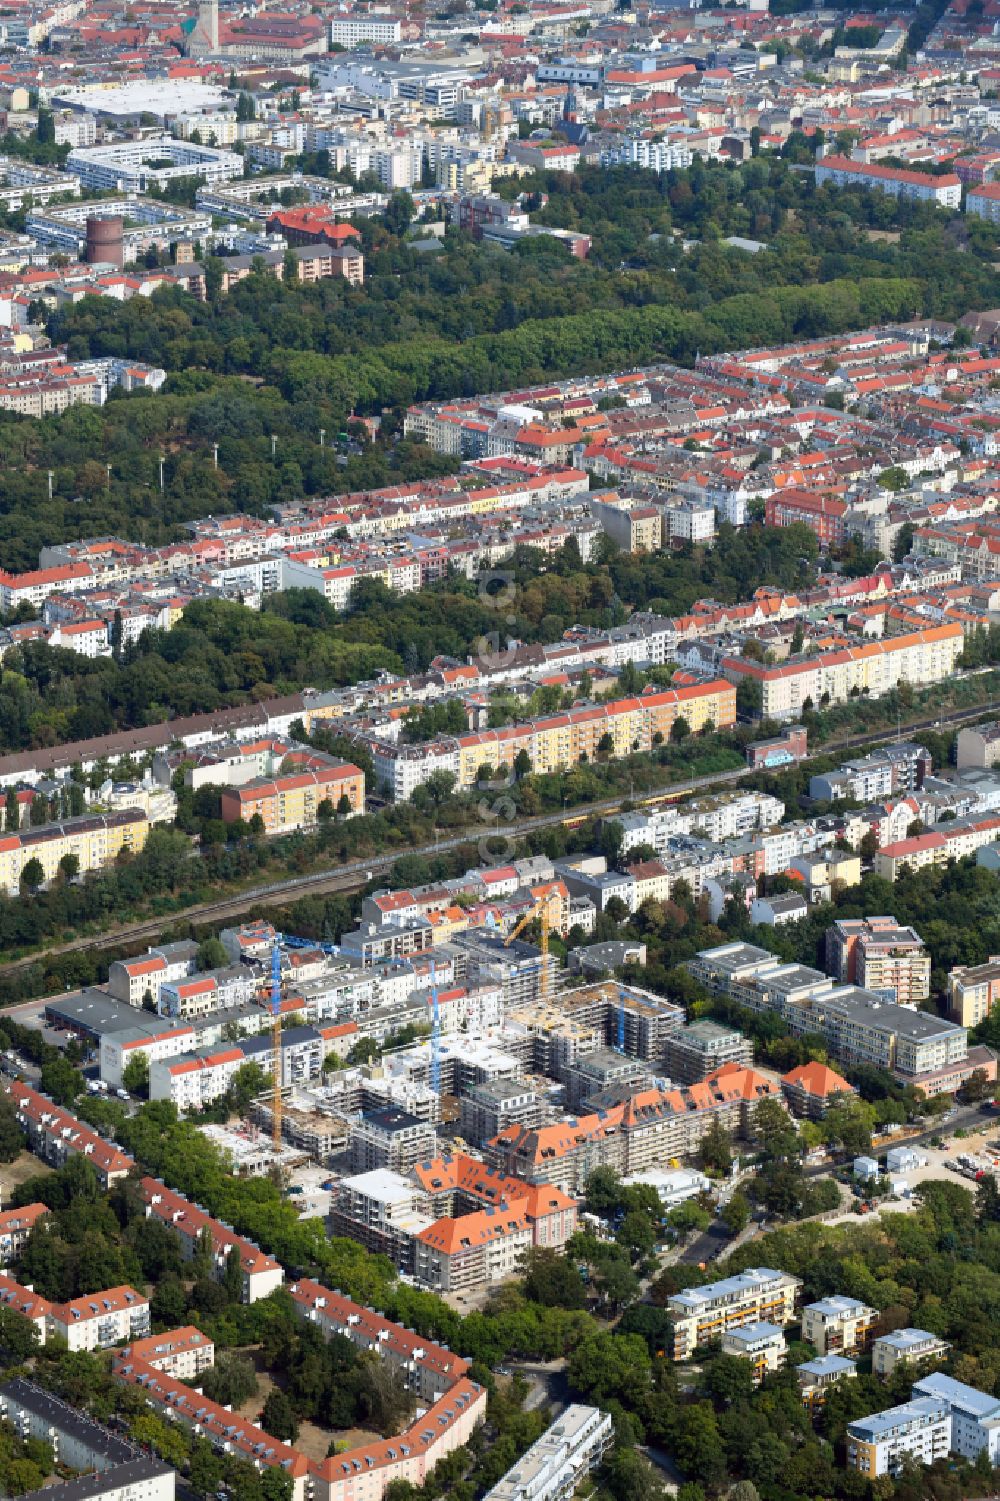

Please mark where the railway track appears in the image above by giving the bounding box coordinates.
[1,693,998,986]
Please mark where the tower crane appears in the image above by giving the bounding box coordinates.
[504,887,563,1006]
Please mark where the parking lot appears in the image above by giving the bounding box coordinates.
[829,1125,1000,1227]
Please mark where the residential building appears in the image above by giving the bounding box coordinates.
[666,1268,802,1361]
[826,917,930,1005]
[113,1349,312,1501]
[723,626,963,722]
[0,1379,174,1501]
[139,1178,283,1303]
[781,1062,854,1119]
[720,1322,787,1382]
[4,1082,134,1187]
[49,1286,150,1353]
[486,1068,780,1196]
[750,892,808,927]
[847,1398,951,1477]
[482,1406,613,1501]
[956,723,1000,769]
[872,1329,950,1379]
[912,1373,1000,1464]
[0,808,149,894]
[125,1326,215,1381]
[664,1022,753,1085]
[801,1296,877,1356]
[947,959,1000,1026]
[815,156,961,208]
[349,1109,437,1174]
[797,1355,857,1411]
[0,1203,48,1263]
[219,762,364,833]
[810,744,932,803]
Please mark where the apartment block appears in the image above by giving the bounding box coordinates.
[815,155,961,208]
[373,679,736,800]
[802,1296,877,1356]
[912,1374,1000,1464]
[139,1178,283,1303]
[0,807,149,895]
[826,917,930,1004]
[664,1021,754,1084]
[483,1406,613,1501]
[720,1322,787,1383]
[722,625,962,722]
[666,1268,802,1361]
[349,1109,437,1175]
[873,1329,951,1379]
[947,959,1000,1026]
[113,1350,311,1501]
[486,1067,780,1197]
[125,1326,215,1381]
[875,813,1000,880]
[5,1082,134,1187]
[797,1354,857,1411]
[956,722,1000,769]
[50,1286,151,1352]
[847,1398,951,1477]
[0,1203,48,1264]
[220,762,364,833]
[687,944,983,1096]
[0,1379,174,1501]
[0,1275,149,1351]
[780,1062,854,1119]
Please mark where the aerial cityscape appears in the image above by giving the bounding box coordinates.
[8,0,1000,1498]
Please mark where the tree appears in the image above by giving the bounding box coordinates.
[224,1246,245,1303]
[384,191,415,236]
[721,1191,751,1236]
[261,1390,298,1442]
[58,852,80,882]
[521,1248,585,1309]
[752,1097,797,1157]
[859,829,879,860]
[19,857,44,893]
[317,798,335,822]
[601,1446,664,1501]
[0,1100,25,1163]
[617,1209,658,1259]
[198,936,228,970]
[671,717,691,743]
[39,1054,82,1106]
[36,108,55,145]
[4,788,18,831]
[122,1052,149,1098]
[513,748,532,779]
[700,1119,733,1175]
[202,1352,258,1409]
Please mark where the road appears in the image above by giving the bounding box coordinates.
[3,691,1000,983]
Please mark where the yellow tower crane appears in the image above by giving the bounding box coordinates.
[504,888,563,1005]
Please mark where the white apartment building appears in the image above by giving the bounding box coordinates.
[483,1406,614,1501]
[913,1374,1000,1465]
[802,1296,877,1356]
[815,155,962,208]
[872,1329,951,1378]
[667,1268,802,1360]
[720,1322,786,1382]
[127,1326,215,1381]
[107,946,197,1008]
[50,1286,151,1352]
[847,1398,951,1477]
[329,13,402,45]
